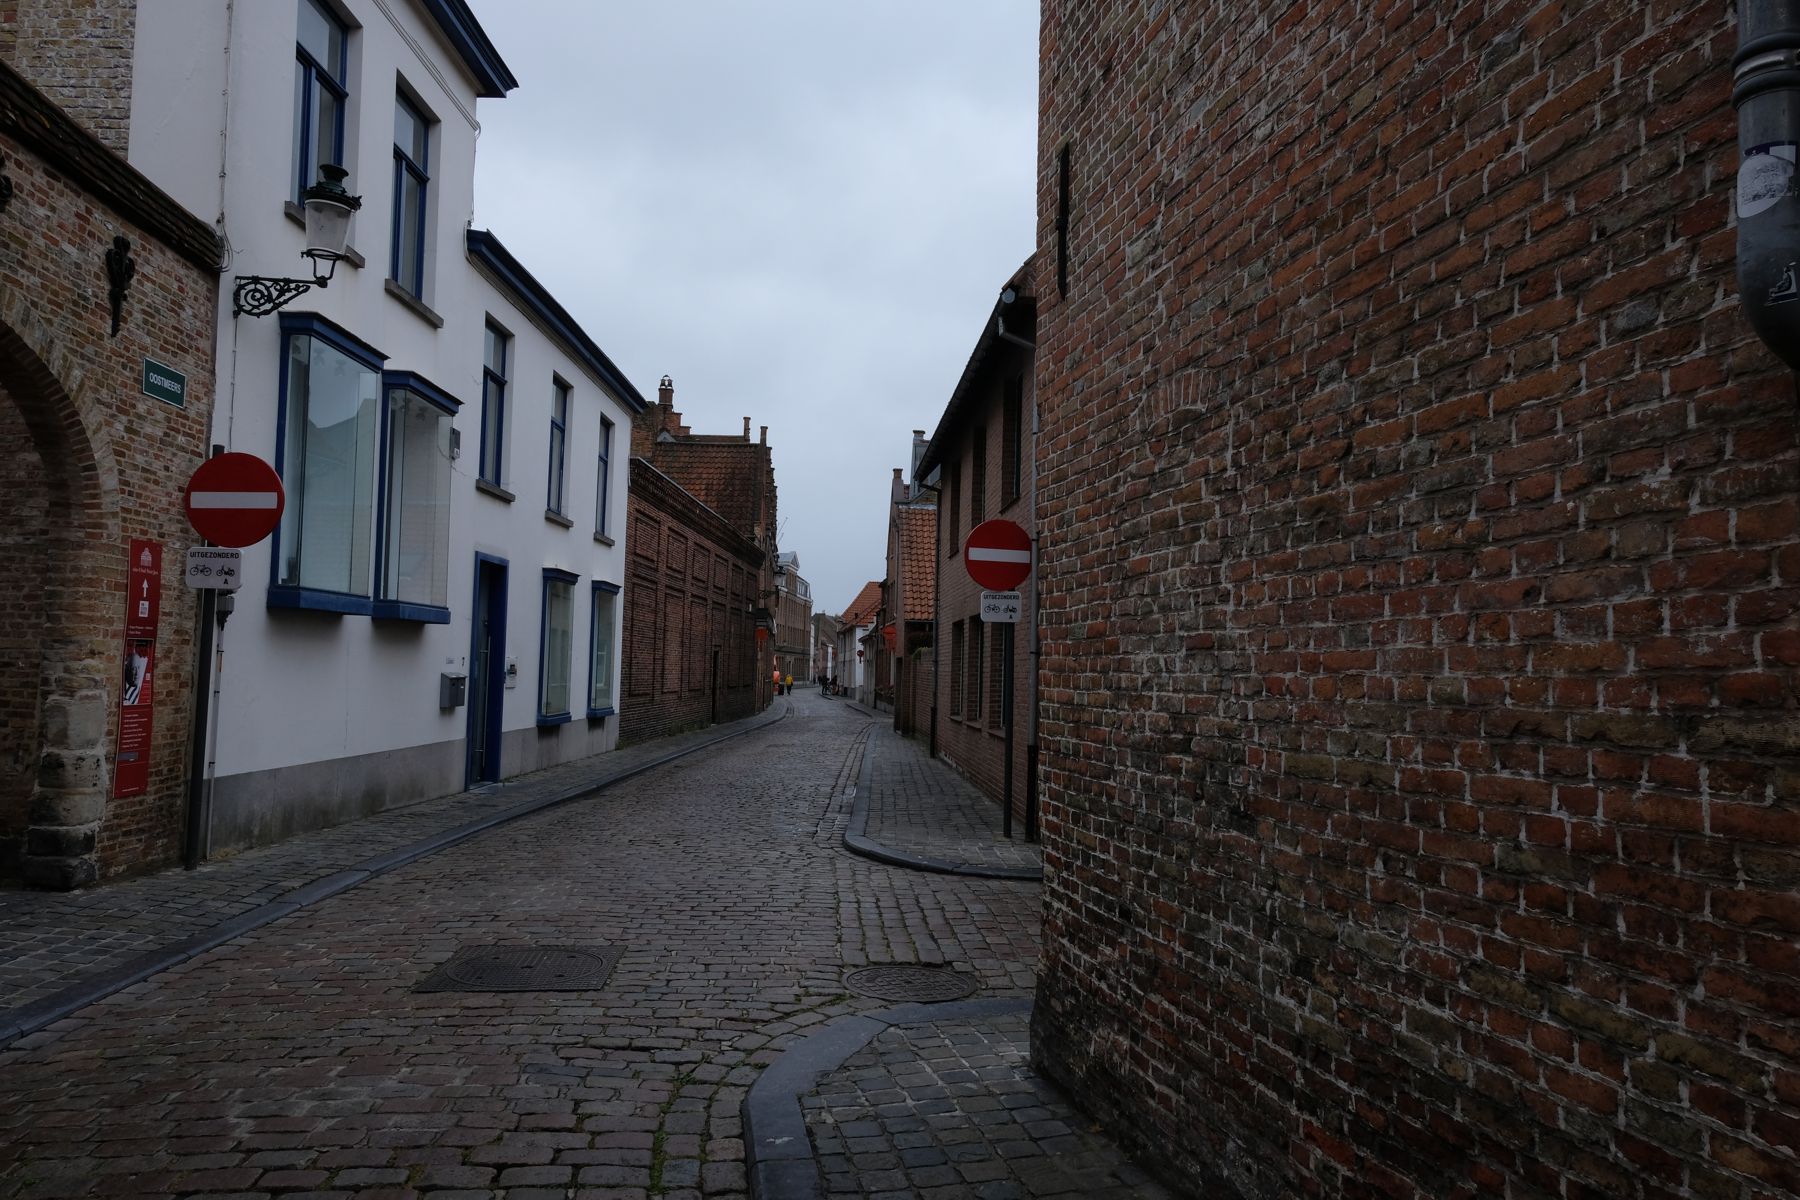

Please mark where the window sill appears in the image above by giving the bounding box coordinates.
[283,202,366,268]
[476,478,515,503]
[593,532,615,547]
[536,712,572,728]
[372,601,450,623]
[267,585,372,616]
[545,509,574,529]
[586,706,615,721]
[384,278,445,328]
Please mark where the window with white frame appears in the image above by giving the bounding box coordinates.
[276,316,382,602]
[378,373,455,616]
[589,582,619,715]
[480,320,508,487]
[293,0,347,206]
[596,415,614,536]
[390,93,431,298]
[540,570,576,722]
[547,378,570,515]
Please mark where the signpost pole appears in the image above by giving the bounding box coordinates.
[182,585,216,870]
[1002,621,1014,840]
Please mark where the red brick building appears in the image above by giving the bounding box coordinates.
[0,59,222,887]
[1032,4,1800,1198]
[622,378,779,739]
[918,266,1036,824]
[882,470,937,738]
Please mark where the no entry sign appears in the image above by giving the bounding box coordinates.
[183,453,284,548]
[963,519,1032,591]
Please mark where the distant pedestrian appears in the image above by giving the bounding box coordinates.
[784,672,793,695]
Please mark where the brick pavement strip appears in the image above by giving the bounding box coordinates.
[0,705,790,1042]
[0,692,1082,1200]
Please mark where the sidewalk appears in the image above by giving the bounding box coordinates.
[751,701,1167,1198]
[840,705,1043,880]
[0,702,789,1046]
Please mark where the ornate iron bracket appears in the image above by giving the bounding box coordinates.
[0,153,13,216]
[104,235,135,337]
[233,275,320,318]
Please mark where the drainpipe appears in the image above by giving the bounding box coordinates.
[1735,0,1800,368]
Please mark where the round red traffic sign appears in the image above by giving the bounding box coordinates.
[963,519,1032,591]
[183,453,285,548]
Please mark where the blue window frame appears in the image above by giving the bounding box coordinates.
[374,371,458,622]
[390,93,431,298]
[588,581,619,717]
[596,415,614,536]
[480,320,508,486]
[293,0,347,206]
[270,313,387,615]
[539,568,578,724]
[548,378,570,515]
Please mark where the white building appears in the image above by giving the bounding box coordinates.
[125,0,643,851]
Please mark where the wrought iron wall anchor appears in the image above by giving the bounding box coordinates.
[0,154,13,216]
[105,235,136,337]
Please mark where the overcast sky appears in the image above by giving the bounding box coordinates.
[466,3,1040,618]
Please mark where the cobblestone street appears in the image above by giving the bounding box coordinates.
[0,693,1152,1199]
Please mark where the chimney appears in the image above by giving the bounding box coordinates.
[910,430,928,494]
[891,467,906,505]
[658,375,674,407]
[743,416,751,441]
[759,425,767,446]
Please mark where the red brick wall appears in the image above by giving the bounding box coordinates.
[4,0,136,153]
[1033,3,1798,1198]
[0,102,220,886]
[934,365,1035,824]
[0,382,48,875]
[619,460,765,745]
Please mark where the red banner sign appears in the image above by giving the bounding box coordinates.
[114,539,161,798]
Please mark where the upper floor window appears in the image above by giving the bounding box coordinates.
[276,316,382,603]
[971,424,987,524]
[547,378,571,515]
[480,321,508,487]
[293,0,348,206]
[596,416,615,536]
[946,460,961,557]
[1003,376,1024,506]
[390,94,431,298]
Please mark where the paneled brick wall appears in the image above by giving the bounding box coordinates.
[619,459,765,745]
[1033,3,1798,1198]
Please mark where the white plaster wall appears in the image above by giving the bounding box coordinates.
[128,0,629,795]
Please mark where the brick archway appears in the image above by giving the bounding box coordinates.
[0,304,123,890]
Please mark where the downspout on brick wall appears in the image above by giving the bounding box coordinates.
[1735,0,1800,367]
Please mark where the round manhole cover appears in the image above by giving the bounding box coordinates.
[845,965,978,1003]
[418,945,623,993]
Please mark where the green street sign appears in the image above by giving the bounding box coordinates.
[142,359,186,409]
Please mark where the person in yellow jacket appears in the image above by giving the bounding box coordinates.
[783,672,793,695]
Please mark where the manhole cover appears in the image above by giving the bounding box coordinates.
[415,945,623,993]
[844,965,978,1003]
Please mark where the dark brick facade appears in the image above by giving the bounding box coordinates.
[619,460,764,745]
[1032,4,1799,1198]
[0,61,222,887]
[0,0,136,154]
[921,273,1036,824]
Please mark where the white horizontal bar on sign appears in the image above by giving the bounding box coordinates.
[966,547,1031,563]
[190,492,280,508]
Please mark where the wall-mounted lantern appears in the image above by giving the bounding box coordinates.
[232,165,362,317]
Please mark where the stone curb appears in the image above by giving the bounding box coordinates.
[842,726,1043,882]
[0,703,792,1050]
[742,995,1035,1200]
